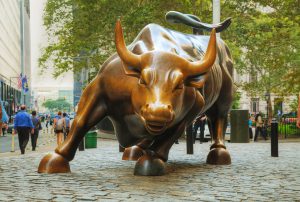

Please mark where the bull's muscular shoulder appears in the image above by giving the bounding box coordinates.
[128,23,217,62]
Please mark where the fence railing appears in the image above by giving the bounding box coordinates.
[278,116,300,138]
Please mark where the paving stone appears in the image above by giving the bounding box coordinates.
[0,136,300,201]
[169,191,192,197]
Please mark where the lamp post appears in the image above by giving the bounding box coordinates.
[265,92,270,136]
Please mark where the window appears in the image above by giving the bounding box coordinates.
[250,98,259,113]
[249,72,258,83]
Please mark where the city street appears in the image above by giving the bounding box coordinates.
[0,134,19,153]
[0,0,299,201]
[0,132,299,201]
[0,128,55,156]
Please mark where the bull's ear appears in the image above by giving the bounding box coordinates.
[185,74,207,89]
[122,63,141,78]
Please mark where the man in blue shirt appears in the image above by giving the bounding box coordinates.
[14,105,34,154]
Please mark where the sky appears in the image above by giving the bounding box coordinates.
[30,0,73,89]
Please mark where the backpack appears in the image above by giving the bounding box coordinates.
[55,118,64,130]
[32,117,40,130]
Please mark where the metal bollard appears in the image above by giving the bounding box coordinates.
[11,129,15,152]
[186,124,194,154]
[271,119,278,157]
[78,139,85,151]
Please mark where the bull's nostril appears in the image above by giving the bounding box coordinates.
[167,105,172,110]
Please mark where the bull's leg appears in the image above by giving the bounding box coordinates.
[134,122,186,176]
[38,79,107,173]
[122,139,153,161]
[206,107,231,165]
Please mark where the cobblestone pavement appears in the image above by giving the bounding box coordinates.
[0,128,56,157]
[0,138,299,202]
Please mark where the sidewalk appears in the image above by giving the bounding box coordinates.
[0,134,19,153]
[0,128,57,157]
[0,137,299,201]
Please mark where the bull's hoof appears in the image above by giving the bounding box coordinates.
[38,153,70,173]
[206,148,231,165]
[134,154,166,176]
[122,146,145,161]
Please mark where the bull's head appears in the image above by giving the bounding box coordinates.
[115,20,216,135]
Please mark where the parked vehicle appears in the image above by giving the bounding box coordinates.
[198,123,231,142]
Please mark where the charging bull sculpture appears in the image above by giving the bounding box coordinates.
[38,11,234,176]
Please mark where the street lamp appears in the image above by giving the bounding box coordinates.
[264,92,271,136]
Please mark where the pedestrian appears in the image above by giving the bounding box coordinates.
[0,101,2,136]
[193,114,206,143]
[254,112,266,141]
[31,111,41,151]
[63,112,70,140]
[0,99,8,137]
[46,114,49,128]
[13,105,34,154]
[297,92,300,129]
[248,114,253,140]
[53,111,65,146]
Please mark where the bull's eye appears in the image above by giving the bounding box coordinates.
[175,82,184,90]
[139,78,146,86]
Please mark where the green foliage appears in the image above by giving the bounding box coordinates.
[232,91,241,109]
[289,96,299,112]
[42,98,71,112]
[278,124,300,137]
[221,0,300,96]
[40,0,299,96]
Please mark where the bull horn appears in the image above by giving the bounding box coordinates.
[187,29,217,76]
[115,20,141,68]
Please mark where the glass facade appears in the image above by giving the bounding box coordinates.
[0,81,21,120]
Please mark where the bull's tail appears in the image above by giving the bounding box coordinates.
[165,11,231,35]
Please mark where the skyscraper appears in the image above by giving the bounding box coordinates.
[0,0,31,117]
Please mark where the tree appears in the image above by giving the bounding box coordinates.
[231,91,241,109]
[39,0,199,78]
[42,98,71,112]
[40,0,299,95]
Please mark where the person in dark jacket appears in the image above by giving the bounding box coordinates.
[193,114,206,143]
[13,105,34,154]
[31,111,41,151]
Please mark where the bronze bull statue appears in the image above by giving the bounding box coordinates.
[38,12,234,176]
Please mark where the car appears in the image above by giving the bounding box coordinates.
[196,123,231,142]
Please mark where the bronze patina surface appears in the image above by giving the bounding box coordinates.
[38,13,233,175]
